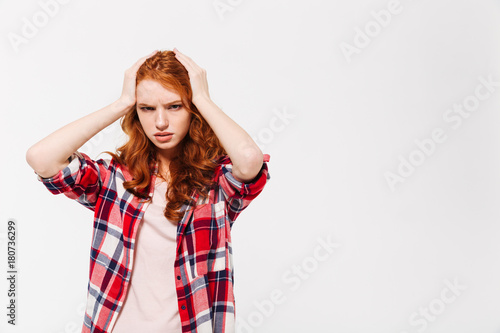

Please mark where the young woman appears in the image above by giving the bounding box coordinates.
[26,49,270,333]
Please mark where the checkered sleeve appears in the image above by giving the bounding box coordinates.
[215,153,270,224]
[34,151,109,212]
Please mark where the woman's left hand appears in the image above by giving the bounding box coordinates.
[173,48,211,104]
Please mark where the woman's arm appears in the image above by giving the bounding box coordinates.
[26,100,132,178]
[190,96,264,182]
[173,48,263,183]
[26,50,158,178]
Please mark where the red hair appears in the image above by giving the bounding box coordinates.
[104,50,226,222]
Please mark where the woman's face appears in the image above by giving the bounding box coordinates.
[136,79,192,160]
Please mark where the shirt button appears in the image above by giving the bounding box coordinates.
[181,305,186,310]
[177,276,181,280]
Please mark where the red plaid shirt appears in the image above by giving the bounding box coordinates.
[36,151,270,333]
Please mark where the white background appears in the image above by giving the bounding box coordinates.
[1,0,500,332]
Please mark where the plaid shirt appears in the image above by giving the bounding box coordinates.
[35,150,270,333]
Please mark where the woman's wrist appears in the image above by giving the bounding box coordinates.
[192,95,212,108]
[114,98,136,117]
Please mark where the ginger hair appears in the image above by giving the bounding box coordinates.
[104,50,226,222]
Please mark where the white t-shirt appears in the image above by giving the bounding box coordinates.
[112,178,182,332]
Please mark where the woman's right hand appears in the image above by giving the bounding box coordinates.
[118,50,159,111]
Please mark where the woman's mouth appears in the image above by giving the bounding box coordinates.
[154,133,173,142]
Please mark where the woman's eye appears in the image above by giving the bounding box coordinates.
[139,105,181,111]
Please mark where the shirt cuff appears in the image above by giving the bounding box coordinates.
[219,154,270,197]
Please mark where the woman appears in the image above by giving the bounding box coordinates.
[26,49,270,333]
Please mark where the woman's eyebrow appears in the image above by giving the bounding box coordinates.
[137,100,182,107]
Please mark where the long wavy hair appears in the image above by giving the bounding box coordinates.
[104,50,226,222]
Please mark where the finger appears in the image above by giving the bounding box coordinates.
[174,53,194,72]
[173,49,199,71]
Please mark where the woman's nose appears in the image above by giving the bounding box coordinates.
[155,109,169,129]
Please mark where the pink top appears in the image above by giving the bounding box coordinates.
[112,178,182,332]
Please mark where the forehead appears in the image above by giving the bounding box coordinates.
[136,79,181,104]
